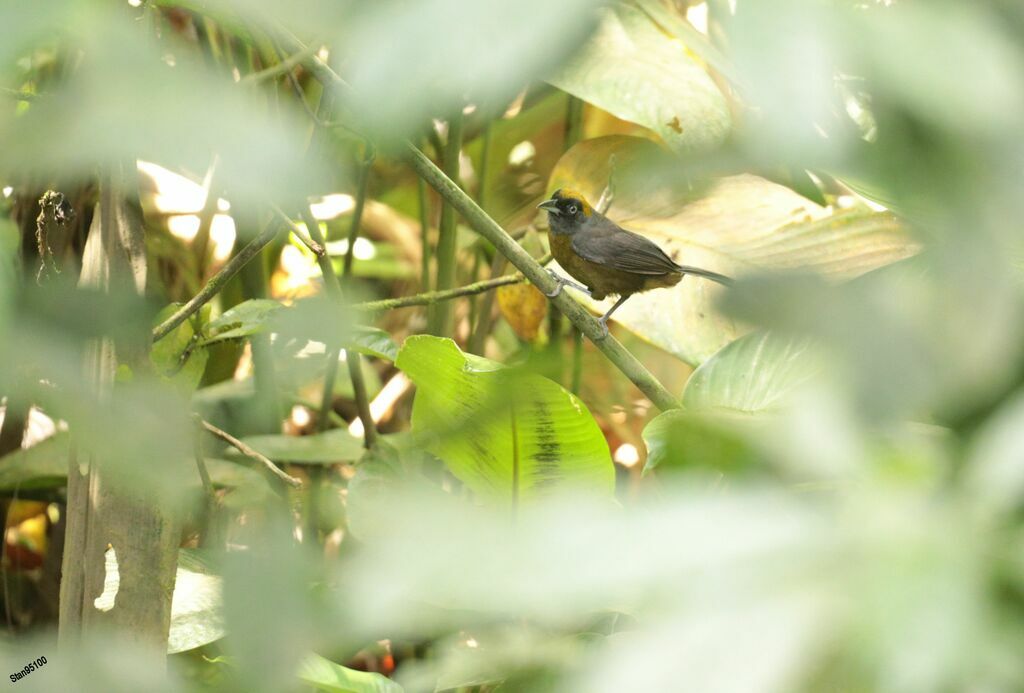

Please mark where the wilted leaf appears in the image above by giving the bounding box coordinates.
[297,653,403,693]
[395,336,613,506]
[548,135,917,364]
[548,3,730,151]
[496,283,548,342]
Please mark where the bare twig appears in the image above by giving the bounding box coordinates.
[198,418,301,488]
[240,42,320,84]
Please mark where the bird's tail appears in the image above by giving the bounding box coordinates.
[676,264,734,287]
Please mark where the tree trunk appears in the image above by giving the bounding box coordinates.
[58,162,180,655]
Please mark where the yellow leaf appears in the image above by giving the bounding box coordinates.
[497,283,548,342]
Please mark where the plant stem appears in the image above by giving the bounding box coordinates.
[343,147,374,278]
[427,113,464,336]
[298,210,378,448]
[571,327,584,395]
[417,173,431,291]
[271,204,324,256]
[152,219,281,342]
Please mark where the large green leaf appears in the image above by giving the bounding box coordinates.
[642,409,764,476]
[548,135,918,365]
[347,326,399,362]
[395,336,613,505]
[548,3,730,152]
[297,653,403,693]
[234,430,364,465]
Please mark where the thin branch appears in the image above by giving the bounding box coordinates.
[343,146,374,278]
[199,418,302,488]
[354,273,525,312]
[152,218,281,342]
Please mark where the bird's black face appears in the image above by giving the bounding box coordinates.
[538,189,591,235]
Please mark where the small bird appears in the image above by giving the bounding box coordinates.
[537,189,733,337]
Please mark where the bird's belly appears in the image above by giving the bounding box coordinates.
[549,232,680,300]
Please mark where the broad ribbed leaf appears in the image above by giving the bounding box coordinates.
[395,336,613,505]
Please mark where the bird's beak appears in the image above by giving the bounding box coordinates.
[537,199,561,215]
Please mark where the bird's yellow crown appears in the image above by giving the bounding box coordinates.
[551,188,593,216]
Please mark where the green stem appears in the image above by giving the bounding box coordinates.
[571,327,584,396]
[299,210,378,448]
[152,219,280,342]
[417,173,431,291]
[427,113,464,336]
[240,42,320,84]
[343,147,374,279]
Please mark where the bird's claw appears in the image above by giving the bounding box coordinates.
[544,270,591,298]
[595,317,610,340]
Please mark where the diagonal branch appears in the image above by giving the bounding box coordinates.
[152,219,281,342]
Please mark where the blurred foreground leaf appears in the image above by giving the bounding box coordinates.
[234,430,364,464]
[297,653,403,693]
[395,336,613,505]
[202,299,283,346]
[548,3,731,151]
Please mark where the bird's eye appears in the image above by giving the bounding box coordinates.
[568,204,578,214]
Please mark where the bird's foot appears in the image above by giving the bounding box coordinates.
[594,316,611,340]
[543,270,590,298]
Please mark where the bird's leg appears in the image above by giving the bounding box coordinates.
[543,269,592,298]
[595,295,630,339]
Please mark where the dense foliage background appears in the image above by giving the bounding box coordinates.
[2,0,1024,691]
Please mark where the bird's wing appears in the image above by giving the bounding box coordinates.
[571,217,680,275]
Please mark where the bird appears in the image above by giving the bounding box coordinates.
[537,188,733,338]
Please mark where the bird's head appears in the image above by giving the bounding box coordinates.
[537,189,594,235]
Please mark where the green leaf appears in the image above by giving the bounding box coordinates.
[683,331,818,413]
[346,326,399,361]
[151,303,208,391]
[297,653,403,693]
[201,299,283,345]
[548,135,918,365]
[233,430,364,464]
[395,336,613,505]
[548,4,731,152]
[0,432,69,492]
